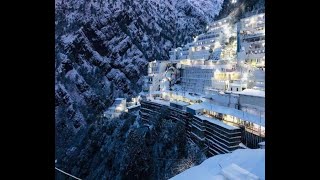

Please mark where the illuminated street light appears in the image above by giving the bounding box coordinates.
[250,17,255,25]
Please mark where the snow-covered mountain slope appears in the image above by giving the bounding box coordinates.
[55,0,224,144]
[170,149,265,180]
[56,110,207,179]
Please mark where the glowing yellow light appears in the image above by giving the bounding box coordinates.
[250,17,255,24]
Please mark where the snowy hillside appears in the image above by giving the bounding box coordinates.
[55,0,224,151]
[56,110,207,179]
[170,149,265,180]
[55,0,264,134]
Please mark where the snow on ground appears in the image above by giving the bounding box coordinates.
[61,33,77,45]
[170,149,265,180]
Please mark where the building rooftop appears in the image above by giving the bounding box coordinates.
[241,13,265,21]
[115,98,125,100]
[168,91,203,101]
[170,149,265,180]
[187,102,265,126]
[170,101,190,106]
[150,99,170,106]
[195,115,239,130]
[234,89,265,97]
[187,103,205,111]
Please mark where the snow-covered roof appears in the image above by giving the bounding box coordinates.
[187,102,265,126]
[258,141,265,146]
[220,163,260,180]
[185,93,202,101]
[170,101,190,106]
[235,89,265,97]
[170,149,265,180]
[127,104,140,109]
[150,99,170,106]
[187,103,204,111]
[150,91,162,95]
[195,115,239,130]
[115,98,125,100]
[168,91,202,101]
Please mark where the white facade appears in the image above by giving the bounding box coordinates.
[252,68,265,90]
[237,89,265,117]
[179,59,241,93]
[144,60,169,94]
[169,43,192,61]
[140,13,266,152]
[169,16,237,62]
[238,13,265,67]
[228,80,247,92]
[181,67,215,94]
[148,60,168,75]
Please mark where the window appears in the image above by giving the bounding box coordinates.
[231,87,233,91]
[236,88,238,91]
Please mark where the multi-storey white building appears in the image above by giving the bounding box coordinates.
[169,16,237,62]
[143,12,265,101]
[179,59,241,93]
[181,66,215,94]
[169,43,193,61]
[140,13,266,151]
[238,13,265,67]
[143,60,169,94]
[104,98,128,118]
[233,13,265,91]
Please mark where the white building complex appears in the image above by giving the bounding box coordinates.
[140,13,265,152]
[104,98,128,118]
[103,97,142,118]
